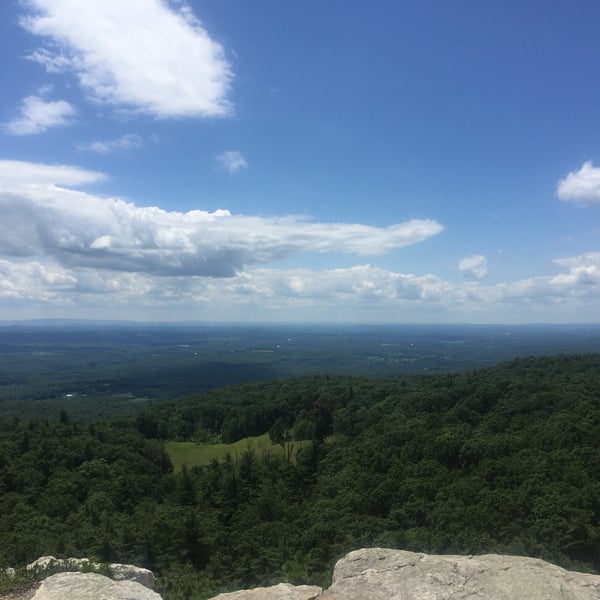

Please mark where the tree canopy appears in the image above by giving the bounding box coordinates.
[1,353,600,599]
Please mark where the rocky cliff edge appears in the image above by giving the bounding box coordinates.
[8,549,600,600]
[210,548,600,600]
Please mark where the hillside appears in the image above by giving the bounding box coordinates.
[1,353,599,599]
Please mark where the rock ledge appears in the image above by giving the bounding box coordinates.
[31,572,161,600]
[3,556,158,600]
[207,548,600,600]
[9,549,600,600]
[26,556,154,589]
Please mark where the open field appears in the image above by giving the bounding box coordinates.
[165,434,313,471]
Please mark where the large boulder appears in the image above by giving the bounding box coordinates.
[206,549,600,600]
[25,556,154,589]
[319,548,600,600]
[109,563,155,588]
[24,549,600,600]
[31,572,162,600]
[210,583,322,600]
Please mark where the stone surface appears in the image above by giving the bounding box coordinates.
[26,558,64,572]
[30,572,162,600]
[17,549,600,600]
[319,548,600,600]
[109,563,155,588]
[25,556,154,589]
[209,583,322,600]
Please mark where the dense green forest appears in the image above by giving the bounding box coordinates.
[1,353,600,599]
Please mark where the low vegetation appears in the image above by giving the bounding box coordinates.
[0,353,599,599]
[165,434,314,471]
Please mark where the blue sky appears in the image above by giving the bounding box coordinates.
[0,0,599,323]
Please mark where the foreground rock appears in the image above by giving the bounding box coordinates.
[18,549,600,600]
[26,556,155,589]
[210,582,322,600]
[319,548,600,600]
[2,557,160,600]
[208,548,600,600]
[31,572,162,600]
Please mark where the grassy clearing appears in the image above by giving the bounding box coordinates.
[166,434,312,471]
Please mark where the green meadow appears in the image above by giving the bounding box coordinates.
[165,434,312,471]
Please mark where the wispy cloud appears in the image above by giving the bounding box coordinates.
[20,0,233,118]
[458,254,487,280]
[215,150,248,173]
[78,134,143,154]
[557,161,600,205]
[3,95,75,135]
[0,160,106,187]
[0,161,444,278]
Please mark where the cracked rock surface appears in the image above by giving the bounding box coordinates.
[318,548,600,600]
[14,549,600,600]
[207,549,600,600]
[209,583,322,600]
[30,572,162,600]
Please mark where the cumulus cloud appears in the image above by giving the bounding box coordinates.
[0,259,77,302]
[2,251,600,322]
[458,254,487,280]
[3,95,75,135]
[20,0,233,118]
[0,160,444,278]
[553,252,600,270]
[77,134,143,154]
[216,150,248,173]
[551,252,600,286]
[236,267,452,306]
[557,161,600,205]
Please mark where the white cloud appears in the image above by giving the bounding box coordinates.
[26,48,72,74]
[20,0,233,118]
[0,160,106,187]
[0,160,443,278]
[458,254,487,280]
[3,95,75,135]
[77,134,143,154]
[216,150,248,173]
[551,252,600,286]
[4,161,598,322]
[2,250,600,322]
[0,259,77,303]
[267,266,455,303]
[557,161,600,205]
[553,252,600,270]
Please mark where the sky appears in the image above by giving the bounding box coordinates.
[0,0,599,324]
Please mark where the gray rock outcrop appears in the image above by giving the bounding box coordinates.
[320,548,600,600]
[207,548,600,600]
[25,556,154,589]
[210,582,322,600]
[30,572,162,600]
[17,549,600,600]
[27,557,92,572]
[108,562,155,588]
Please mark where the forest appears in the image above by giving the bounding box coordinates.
[2,322,600,421]
[1,353,600,599]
